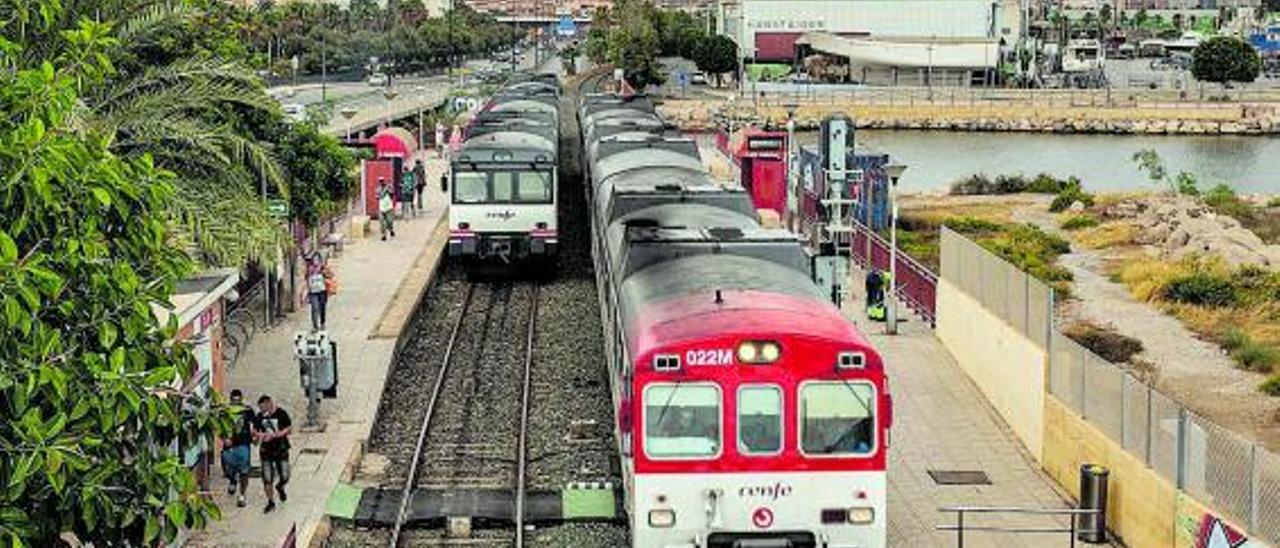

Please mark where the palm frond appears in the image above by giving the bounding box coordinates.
[112,1,194,46]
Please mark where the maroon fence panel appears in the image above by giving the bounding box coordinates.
[849,223,937,327]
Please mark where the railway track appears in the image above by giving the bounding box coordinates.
[386,282,540,548]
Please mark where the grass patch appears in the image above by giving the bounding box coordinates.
[1267,196,1280,208]
[1073,222,1140,249]
[1201,184,1280,244]
[1116,256,1280,383]
[1060,215,1099,231]
[1232,342,1280,373]
[1063,322,1145,364]
[980,224,1073,286]
[1260,374,1280,397]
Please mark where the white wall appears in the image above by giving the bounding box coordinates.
[737,0,1005,56]
[936,278,1046,460]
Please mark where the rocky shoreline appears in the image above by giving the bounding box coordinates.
[659,100,1280,136]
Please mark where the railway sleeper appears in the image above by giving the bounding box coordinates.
[346,485,624,530]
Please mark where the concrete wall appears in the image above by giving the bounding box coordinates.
[1043,396,1178,547]
[936,278,1045,459]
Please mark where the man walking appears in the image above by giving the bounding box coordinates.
[252,395,292,514]
[220,389,254,508]
[413,159,427,210]
[378,179,396,241]
[401,165,417,219]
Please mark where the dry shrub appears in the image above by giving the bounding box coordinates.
[1118,257,1190,302]
[1063,321,1145,364]
[1073,221,1140,249]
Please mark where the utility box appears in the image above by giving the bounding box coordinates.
[1077,464,1109,543]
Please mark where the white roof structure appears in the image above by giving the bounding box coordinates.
[797,32,1001,69]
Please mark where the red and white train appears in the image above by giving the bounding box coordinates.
[579,92,893,548]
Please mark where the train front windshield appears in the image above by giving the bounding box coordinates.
[453,169,553,204]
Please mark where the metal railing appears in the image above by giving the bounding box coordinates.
[850,221,938,326]
[714,84,1280,109]
[937,506,1102,548]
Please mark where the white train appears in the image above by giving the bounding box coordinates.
[447,74,560,266]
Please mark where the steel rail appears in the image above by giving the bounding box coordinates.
[389,284,476,548]
[515,284,540,546]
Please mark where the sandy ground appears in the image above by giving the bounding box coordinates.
[1005,200,1280,450]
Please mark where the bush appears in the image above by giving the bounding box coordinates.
[1231,341,1279,372]
[1222,328,1250,351]
[951,174,995,195]
[1164,273,1237,307]
[1204,183,1237,208]
[982,224,1074,284]
[1027,173,1067,193]
[1260,374,1280,396]
[1268,196,1280,208]
[1049,178,1094,213]
[1064,322,1145,364]
[1060,215,1100,231]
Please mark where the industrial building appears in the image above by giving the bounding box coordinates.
[718,0,1025,86]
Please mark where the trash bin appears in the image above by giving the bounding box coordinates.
[1077,464,1109,543]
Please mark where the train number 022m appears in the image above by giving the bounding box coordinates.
[685,348,733,366]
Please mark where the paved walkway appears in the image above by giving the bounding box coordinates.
[190,154,450,548]
[840,265,1074,547]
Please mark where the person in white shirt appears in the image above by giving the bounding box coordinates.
[378,179,396,241]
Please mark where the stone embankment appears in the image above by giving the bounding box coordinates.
[658,100,1280,135]
[1101,197,1280,268]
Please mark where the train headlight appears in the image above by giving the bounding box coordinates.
[847,507,876,524]
[760,342,780,362]
[648,509,676,528]
[737,341,781,364]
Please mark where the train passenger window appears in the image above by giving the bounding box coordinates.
[799,382,875,456]
[644,383,721,459]
[492,172,514,202]
[516,172,552,203]
[454,172,488,203]
[737,385,782,455]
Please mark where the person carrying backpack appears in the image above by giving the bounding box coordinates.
[220,389,254,507]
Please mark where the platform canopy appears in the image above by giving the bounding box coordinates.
[796,32,1001,69]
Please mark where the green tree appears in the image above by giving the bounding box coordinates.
[274,124,357,229]
[1192,36,1262,87]
[694,34,738,87]
[0,58,230,546]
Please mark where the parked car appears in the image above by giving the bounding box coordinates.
[366,73,388,86]
[282,103,306,122]
[691,72,708,85]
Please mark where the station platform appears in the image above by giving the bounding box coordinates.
[188,154,450,548]
[842,265,1077,548]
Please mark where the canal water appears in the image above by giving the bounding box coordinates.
[797,131,1280,195]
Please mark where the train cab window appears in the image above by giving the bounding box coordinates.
[454,172,488,204]
[492,172,515,202]
[799,382,875,457]
[737,385,782,455]
[516,171,552,203]
[644,383,721,459]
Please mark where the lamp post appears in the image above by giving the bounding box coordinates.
[383,88,400,126]
[415,85,426,153]
[784,102,798,231]
[883,162,907,335]
[340,107,358,140]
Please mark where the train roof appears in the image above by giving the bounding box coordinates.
[486,98,557,116]
[456,132,556,166]
[579,95,655,118]
[589,138,702,179]
[625,290,871,366]
[584,117,665,142]
[467,119,557,143]
[596,172,755,224]
[618,253,826,333]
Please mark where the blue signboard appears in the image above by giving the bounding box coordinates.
[675,69,690,89]
[557,16,577,37]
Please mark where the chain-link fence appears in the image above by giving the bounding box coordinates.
[940,228,1051,349]
[942,228,1280,544]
